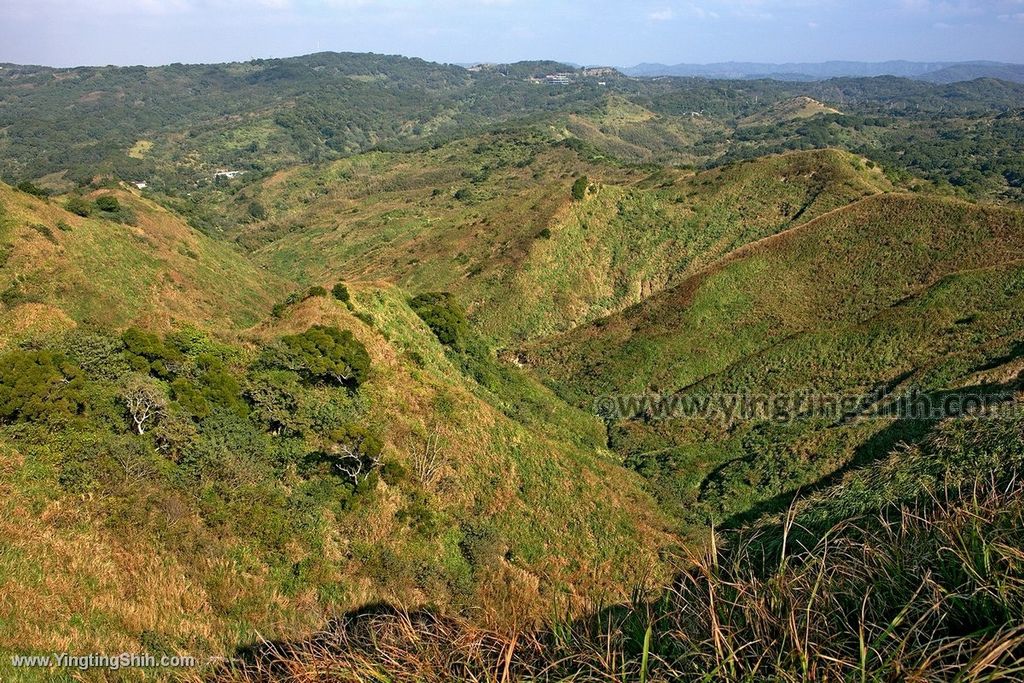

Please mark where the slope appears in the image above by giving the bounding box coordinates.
[245,143,889,344]
[527,192,1024,528]
[0,183,289,348]
[0,281,672,679]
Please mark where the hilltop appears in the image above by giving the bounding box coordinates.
[237,144,889,345]
[0,183,288,345]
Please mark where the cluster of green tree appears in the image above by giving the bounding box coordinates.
[712,110,1024,199]
[15,180,50,199]
[64,194,137,223]
[0,324,388,584]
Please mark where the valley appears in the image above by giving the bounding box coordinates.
[0,52,1023,681]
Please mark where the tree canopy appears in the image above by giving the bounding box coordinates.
[274,325,371,388]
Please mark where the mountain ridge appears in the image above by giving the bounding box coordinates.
[621,59,1024,83]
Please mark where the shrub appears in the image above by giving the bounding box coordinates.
[409,292,470,352]
[95,195,121,212]
[326,423,384,483]
[248,201,268,220]
[332,282,351,304]
[28,223,58,244]
[64,196,92,217]
[121,328,183,379]
[306,285,328,298]
[537,227,552,239]
[0,350,86,424]
[273,325,371,389]
[246,370,305,436]
[16,181,49,199]
[57,331,130,380]
[571,176,588,201]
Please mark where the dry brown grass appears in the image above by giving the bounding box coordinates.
[210,478,1024,682]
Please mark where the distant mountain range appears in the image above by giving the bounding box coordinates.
[621,60,1024,84]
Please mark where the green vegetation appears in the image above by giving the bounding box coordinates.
[272,325,370,389]
[531,190,1024,534]
[0,350,85,423]
[1,51,1024,680]
[571,175,588,201]
[224,448,1024,681]
[410,292,472,352]
[332,282,351,306]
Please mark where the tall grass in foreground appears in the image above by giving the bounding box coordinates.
[213,476,1024,682]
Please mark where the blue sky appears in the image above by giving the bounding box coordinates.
[2,0,1023,67]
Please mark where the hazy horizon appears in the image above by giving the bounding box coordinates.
[2,0,1024,69]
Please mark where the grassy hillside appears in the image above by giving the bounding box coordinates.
[244,144,888,344]
[529,192,1024,530]
[0,280,671,680]
[0,183,289,347]
[532,192,1024,398]
[0,56,1021,677]
[221,412,1024,682]
[739,96,842,126]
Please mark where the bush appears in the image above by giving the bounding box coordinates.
[56,331,130,380]
[248,201,268,220]
[306,285,328,298]
[95,195,121,212]
[332,282,351,304]
[272,325,371,389]
[0,350,86,424]
[122,328,183,379]
[16,181,49,199]
[571,176,588,201]
[28,223,58,244]
[537,227,552,239]
[327,423,383,481]
[64,196,92,217]
[409,292,470,352]
[246,370,306,436]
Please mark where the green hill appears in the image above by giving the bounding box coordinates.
[244,144,888,344]
[0,183,289,346]
[0,55,1022,678]
[528,191,1024,529]
[3,52,1023,209]
[0,282,671,679]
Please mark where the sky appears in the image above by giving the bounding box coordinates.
[2,0,1023,68]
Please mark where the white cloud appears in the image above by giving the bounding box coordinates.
[648,7,675,21]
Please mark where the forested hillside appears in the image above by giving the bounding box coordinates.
[3,52,1024,211]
